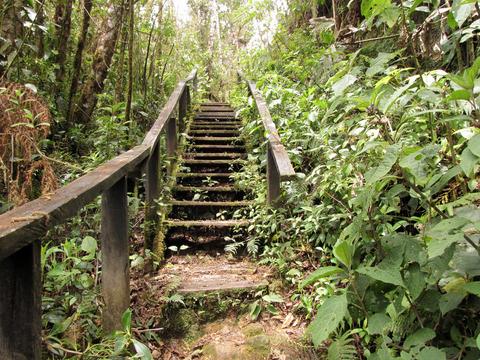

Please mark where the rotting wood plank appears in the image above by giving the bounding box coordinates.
[189,136,242,142]
[0,145,149,261]
[171,200,253,207]
[183,152,246,159]
[182,159,246,165]
[173,185,239,192]
[176,172,234,178]
[164,220,250,227]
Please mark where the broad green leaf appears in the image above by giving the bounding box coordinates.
[366,52,399,77]
[132,339,153,360]
[300,266,344,289]
[332,74,357,96]
[333,241,354,269]
[468,134,480,157]
[81,236,97,254]
[404,263,425,300]
[451,0,475,27]
[476,334,480,350]
[308,293,349,348]
[460,148,478,178]
[404,328,436,349]
[365,144,400,185]
[367,313,391,335]
[356,266,404,287]
[121,309,132,333]
[439,292,465,315]
[463,281,480,296]
[446,89,471,101]
[417,347,446,360]
[425,217,470,258]
[399,144,440,186]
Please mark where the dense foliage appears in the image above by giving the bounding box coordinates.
[232,0,480,358]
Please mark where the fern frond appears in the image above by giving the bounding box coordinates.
[327,332,357,360]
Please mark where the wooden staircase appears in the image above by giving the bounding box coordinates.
[165,102,252,247]
[159,103,266,293]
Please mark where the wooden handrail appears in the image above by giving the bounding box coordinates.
[0,69,197,358]
[238,71,295,205]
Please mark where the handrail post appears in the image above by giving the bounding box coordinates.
[144,143,159,251]
[0,242,41,359]
[101,176,129,333]
[179,88,188,133]
[166,116,177,174]
[267,143,281,206]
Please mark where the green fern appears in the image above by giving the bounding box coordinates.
[327,332,357,360]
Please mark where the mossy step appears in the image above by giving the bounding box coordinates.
[183,152,246,159]
[199,106,235,112]
[176,172,234,178]
[190,124,241,129]
[171,200,253,207]
[190,144,245,150]
[189,129,241,135]
[157,254,270,294]
[189,136,241,142]
[165,220,250,228]
[192,121,241,125]
[201,102,230,106]
[173,185,238,192]
[182,159,246,165]
[196,112,236,117]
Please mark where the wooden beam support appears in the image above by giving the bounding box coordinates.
[144,143,160,252]
[179,88,188,133]
[101,176,129,333]
[267,144,281,206]
[166,117,177,159]
[0,241,41,359]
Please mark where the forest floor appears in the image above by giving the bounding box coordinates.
[129,246,309,359]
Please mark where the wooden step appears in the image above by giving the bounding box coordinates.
[193,120,241,124]
[190,124,241,129]
[171,200,252,207]
[176,172,233,178]
[189,136,241,142]
[199,106,235,112]
[201,102,230,106]
[173,185,238,192]
[182,159,246,165]
[183,152,246,159]
[196,112,236,117]
[165,220,250,228]
[156,255,271,294]
[189,129,240,135]
[189,145,246,153]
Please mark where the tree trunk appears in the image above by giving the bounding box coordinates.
[125,0,134,125]
[0,0,24,75]
[54,0,74,93]
[114,13,129,103]
[36,1,45,58]
[67,0,93,123]
[74,1,125,125]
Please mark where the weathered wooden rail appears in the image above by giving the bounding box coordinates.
[0,69,197,359]
[238,71,295,205]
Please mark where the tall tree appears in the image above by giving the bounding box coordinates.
[67,0,93,123]
[125,0,134,125]
[74,0,126,125]
[54,0,74,94]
